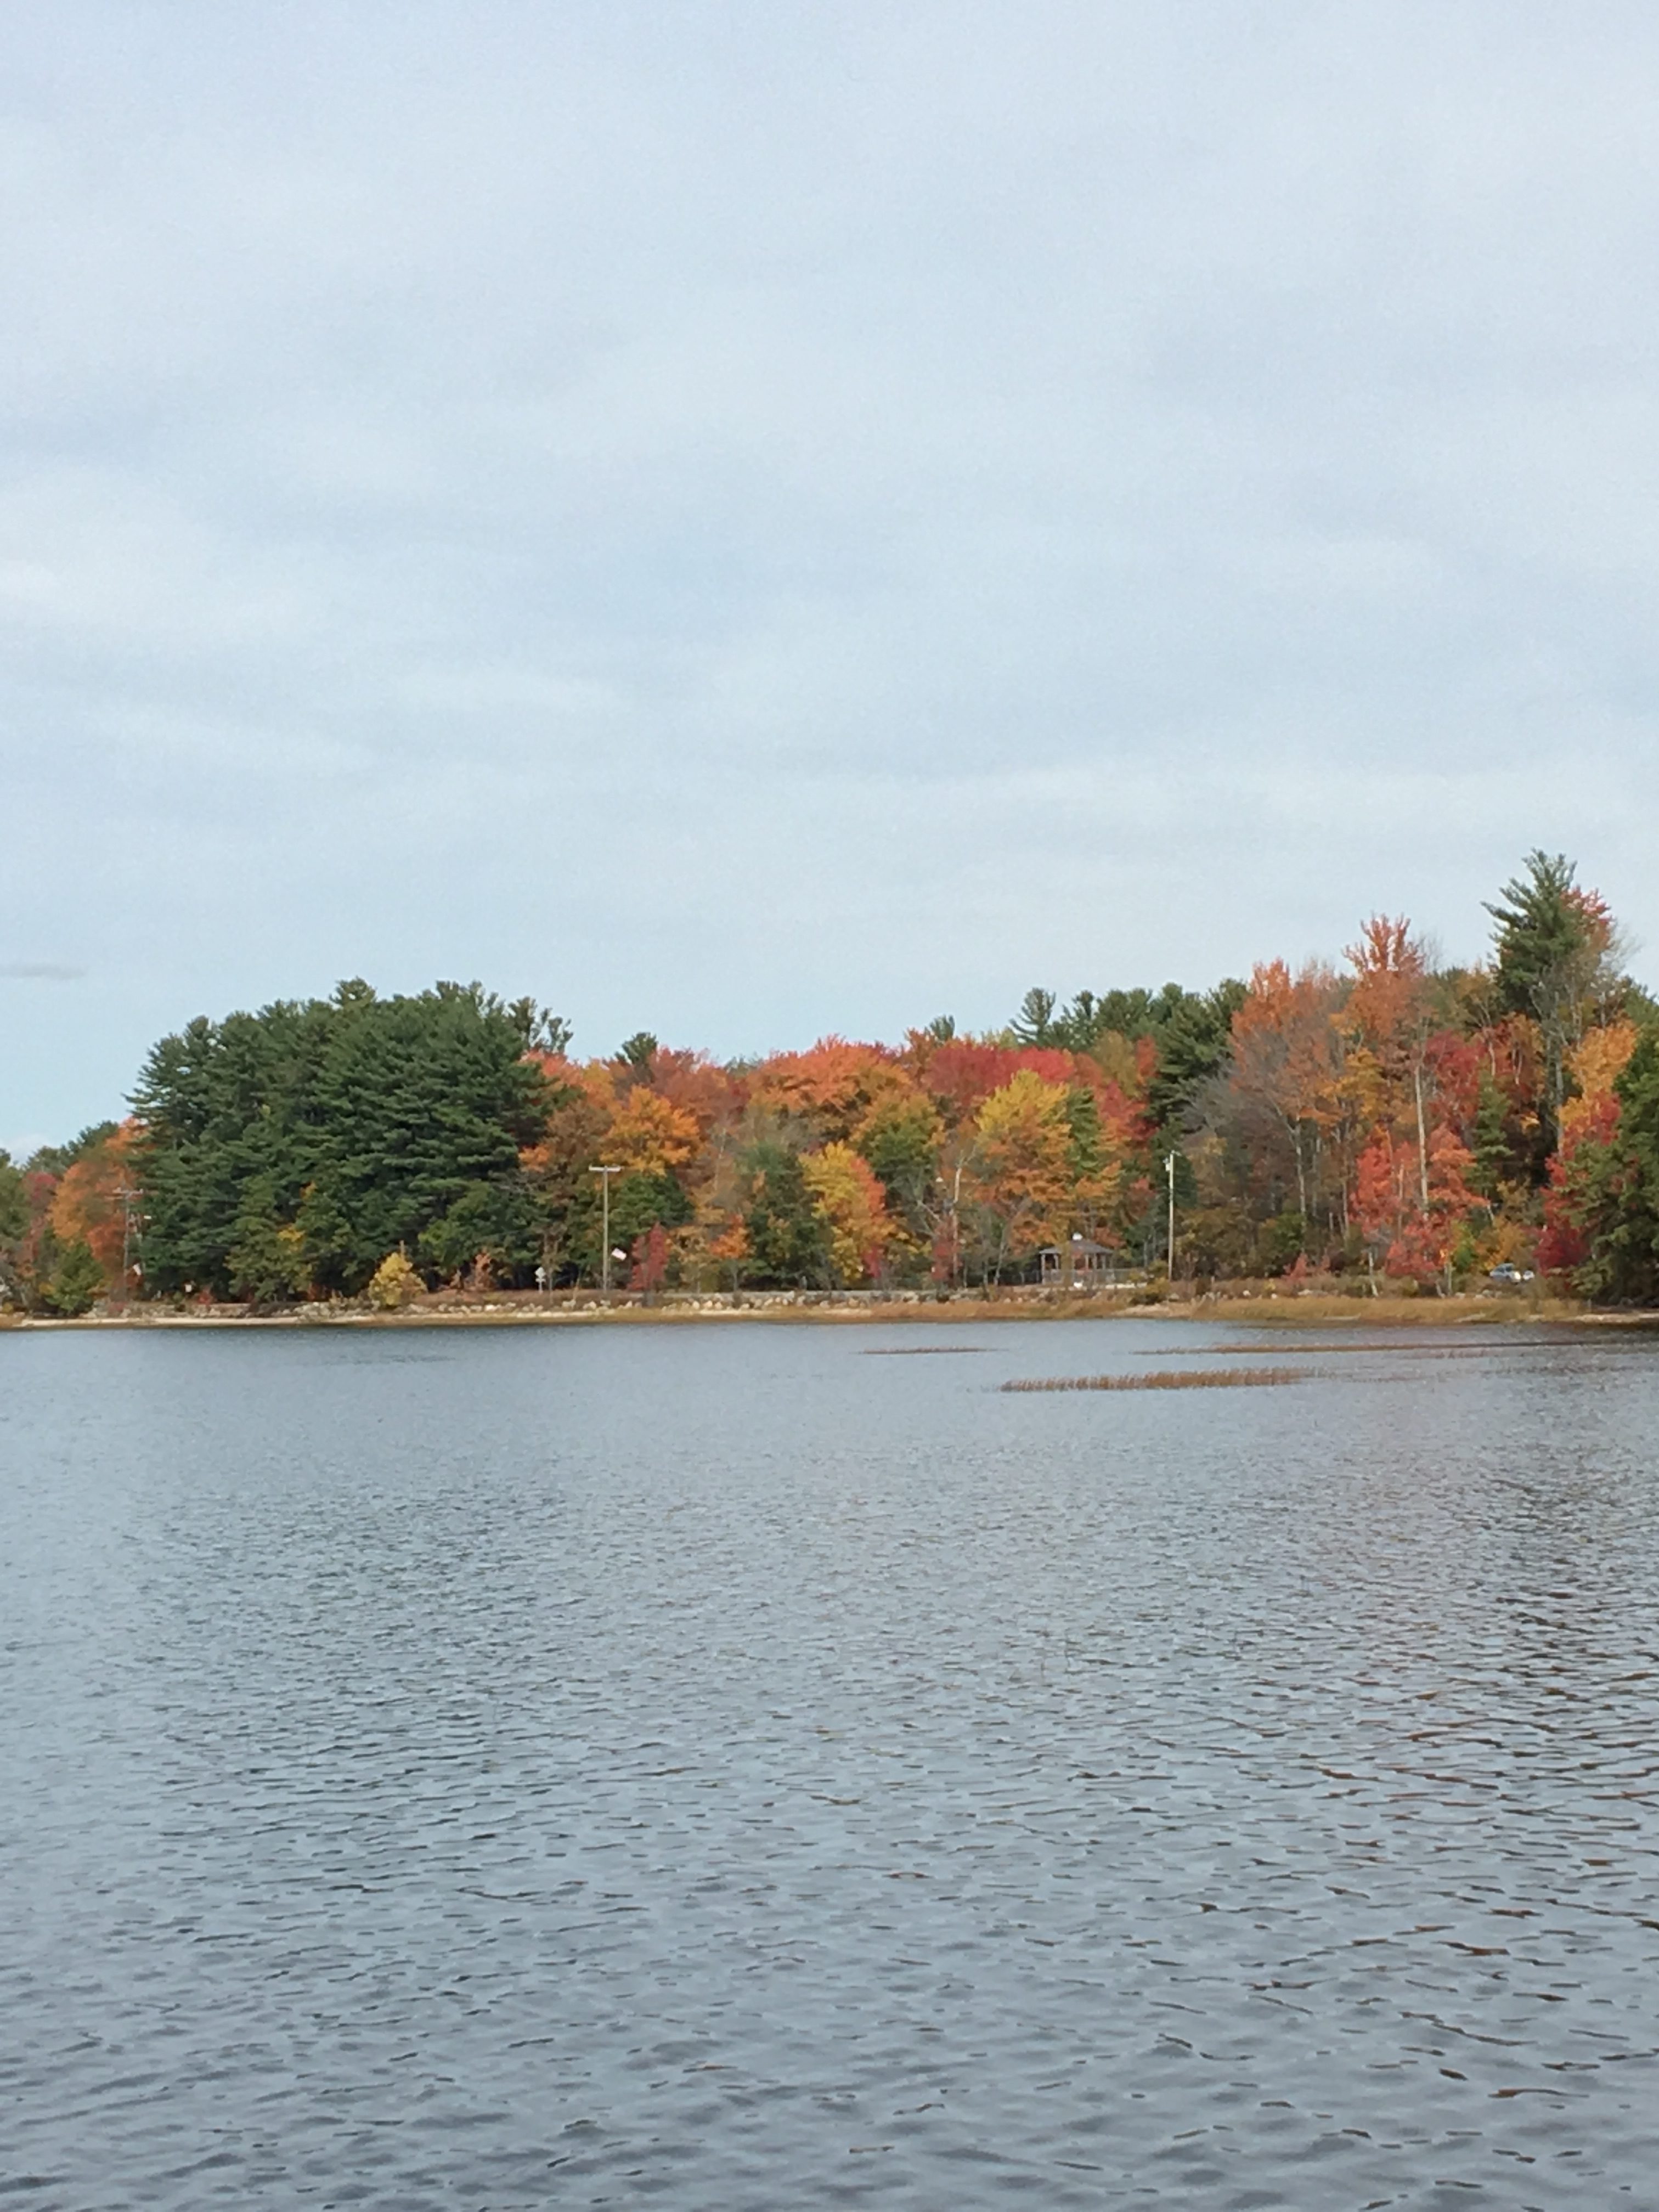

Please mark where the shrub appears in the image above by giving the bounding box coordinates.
[366,1250,423,1310]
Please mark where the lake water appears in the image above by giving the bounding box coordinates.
[3,1319,1657,2209]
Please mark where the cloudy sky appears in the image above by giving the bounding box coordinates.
[5,2,1659,1148]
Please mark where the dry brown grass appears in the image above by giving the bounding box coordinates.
[1001,1367,1307,1393]
[1181,1292,1578,1327]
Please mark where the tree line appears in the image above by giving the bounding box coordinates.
[7,852,1659,1313]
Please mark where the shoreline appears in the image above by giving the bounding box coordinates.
[7,1291,1649,1333]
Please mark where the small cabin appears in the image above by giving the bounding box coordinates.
[1039,1237,1126,1290]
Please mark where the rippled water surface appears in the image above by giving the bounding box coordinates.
[4,1319,1659,2208]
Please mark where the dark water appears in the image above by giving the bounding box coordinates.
[3,1320,1658,2209]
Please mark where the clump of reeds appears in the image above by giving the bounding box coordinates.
[1001,1367,1306,1392]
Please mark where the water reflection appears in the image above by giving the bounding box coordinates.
[2,1321,1656,2207]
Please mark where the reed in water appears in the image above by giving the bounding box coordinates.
[1002,1368,1305,1392]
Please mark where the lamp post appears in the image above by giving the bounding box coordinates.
[589,1164,622,1294]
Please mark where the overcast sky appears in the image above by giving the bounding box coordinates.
[5,2,1659,1148]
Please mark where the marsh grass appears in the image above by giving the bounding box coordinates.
[1001,1367,1307,1393]
[861,1346,988,1356]
[1142,1341,1505,1358]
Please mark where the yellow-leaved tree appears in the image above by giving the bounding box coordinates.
[802,1142,893,1286]
[960,1069,1074,1282]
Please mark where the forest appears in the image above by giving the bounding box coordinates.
[6,851,1659,1315]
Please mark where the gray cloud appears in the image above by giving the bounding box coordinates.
[1,963,86,982]
[4,2,1659,1137]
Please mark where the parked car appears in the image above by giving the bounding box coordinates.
[1488,1263,1535,1283]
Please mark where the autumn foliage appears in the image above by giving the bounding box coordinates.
[6,851,1654,1311]
[490,857,1647,1300]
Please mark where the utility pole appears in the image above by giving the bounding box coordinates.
[116,1183,140,1308]
[589,1164,622,1294]
[1166,1152,1177,1285]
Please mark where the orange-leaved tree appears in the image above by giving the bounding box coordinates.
[49,1120,143,1293]
[603,1086,703,1178]
[749,1038,912,1145]
[1350,1122,1479,1285]
[1225,961,1347,1232]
